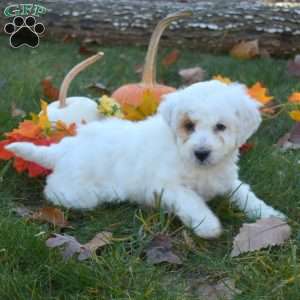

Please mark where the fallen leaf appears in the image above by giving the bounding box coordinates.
[231,217,291,257]
[79,46,97,56]
[162,49,181,67]
[213,75,232,84]
[260,102,278,115]
[287,54,300,77]
[277,122,300,151]
[178,67,205,85]
[230,40,259,59]
[86,82,110,95]
[41,76,59,101]
[12,206,32,217]
[288,92,300,103]
[46,231,112,261]
[134,63,144,75]
[189,277,241,300]
[78,231,112,261]
[46,234,82,260]
[239,143,254,154]
[247,82,273,105]
[146,234,182,265]
[289,110,300,122]
[11,102,26,118]
[31,207,69,228]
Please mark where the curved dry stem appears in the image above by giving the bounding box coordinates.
[142,10,192,85]
[58,52,104,108]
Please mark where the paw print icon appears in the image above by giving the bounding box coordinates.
[4,16,45,48]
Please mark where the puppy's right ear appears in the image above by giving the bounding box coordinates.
[158,93,179,127]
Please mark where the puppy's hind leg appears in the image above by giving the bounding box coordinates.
[161,186,222,239]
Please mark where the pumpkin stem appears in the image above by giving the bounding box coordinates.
[58,52,104,108]
[141,10,192,86]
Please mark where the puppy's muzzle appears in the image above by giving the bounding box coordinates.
[194,149,211,162]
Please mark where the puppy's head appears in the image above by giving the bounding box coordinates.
[158,80,261,167]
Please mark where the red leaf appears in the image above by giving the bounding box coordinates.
[239,143,254,154]
[0,140,14,160]
[79,46,97,56]
[162,49,181,67]
[41,76,59,101]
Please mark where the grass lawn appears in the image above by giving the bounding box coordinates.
[0,35,300,300]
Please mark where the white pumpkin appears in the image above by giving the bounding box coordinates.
[45,52,104,125]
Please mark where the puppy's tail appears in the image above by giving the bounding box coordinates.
[5,142,59,169]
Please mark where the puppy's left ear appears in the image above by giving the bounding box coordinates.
[236,92,262,146]
[158,92,180,128]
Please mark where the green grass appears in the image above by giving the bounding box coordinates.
[1,35,300,299]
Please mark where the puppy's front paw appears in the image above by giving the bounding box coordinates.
[248,205,287,220]
[259,206,287,220]
[193,217,222,239]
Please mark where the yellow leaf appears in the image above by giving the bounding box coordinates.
[230,40,259,59]
[288,92,300,103]
[138,90,159,116]
[289,110,300,121]
[247,82,273,105]
[212,75,232,84]
[40,99,48,115]
[38,114,51,131]
[122,89,159,121]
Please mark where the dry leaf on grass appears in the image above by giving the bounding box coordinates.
[41,76,59,101]
[31,207,70,228]
[86,82,111,95]
[134,63,144,75]
[79,46,97,56]
[46,231,112,261]
[190,277,241,300]
[178,67,205,85]
[287,55,300,77]
[12,206,32,218]
[277,122,300,151]
[146,234,182,265]
[11,102,26,118]
[162,49,181,67]
[230,40,259,59]
[231,217,291,257]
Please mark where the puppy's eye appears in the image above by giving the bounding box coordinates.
[215,123,226,131]
[184,120,195,132]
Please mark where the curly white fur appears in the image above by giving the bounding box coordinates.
[6,80,285,238]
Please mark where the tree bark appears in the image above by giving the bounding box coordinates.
[1,0,300,56]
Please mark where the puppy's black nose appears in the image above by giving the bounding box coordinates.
[194,149,211,162]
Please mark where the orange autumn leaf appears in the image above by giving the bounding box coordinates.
[288,92,300,103]
[247,82,273,105]
[122,89,159,121]
[289,110,300,121]
[6,120,42,140]
[230,40,259,60]
[213,75,232,84]
[162,49,181,67]
[0,100,77,177]
[31,207,69,227]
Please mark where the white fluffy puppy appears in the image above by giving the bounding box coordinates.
[6,80,285,238]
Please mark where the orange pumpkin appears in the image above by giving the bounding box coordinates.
[112,11,192,106]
